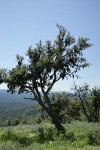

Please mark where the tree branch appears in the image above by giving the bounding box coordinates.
[24,97,36,101]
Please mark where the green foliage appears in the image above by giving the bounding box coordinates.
[36,127,45,143]
[18,136,33,146]
[0,122,100,150]
[73,140,87,148]
[5,25,91,94]
[40,92,81,123]
[1,130,18,141]
[0,24,92,134]
[91,86,100,122]
[66,131,76,142]
[88,129,100,145]
[0,69,7,84]
[1,128,33,147]
[45,127,56,141]
[73,84,100,122]
[34,125,57,143]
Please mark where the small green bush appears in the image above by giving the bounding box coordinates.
[45,127,56,141]
[35,126,56,143]
[88,129,100,145]
[73,140,87,148]
[1,130,18,141]
[35,127,45,143]
[18,136,33,146]
[66,131,76,142]
[0,143,19,150]
[1,129,33,147]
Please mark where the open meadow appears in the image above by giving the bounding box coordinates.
[0,121,100,150]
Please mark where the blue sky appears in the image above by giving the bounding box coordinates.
[0,0,100,91]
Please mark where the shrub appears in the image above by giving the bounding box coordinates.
[1,130,18,141]
[0,143,19,150]
[36,127,45,143]
[1,129,33,147]
[73,140,87,148]
[18,136,33,146]
[66,131,76,142]
[88,129,100,145]
[45,127,55,141]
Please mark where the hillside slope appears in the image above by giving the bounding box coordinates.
[0,90,37,124]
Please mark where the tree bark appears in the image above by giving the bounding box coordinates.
[38,98,66,135]
[50,113,66,135]
[34,89,66,135]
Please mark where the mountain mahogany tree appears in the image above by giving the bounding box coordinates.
[73,83,100,122]
[0,25,92,134]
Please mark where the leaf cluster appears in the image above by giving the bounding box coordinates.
[2,25,92,95]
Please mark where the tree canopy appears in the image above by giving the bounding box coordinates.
[73,83,100,122]
[0,24,92,134]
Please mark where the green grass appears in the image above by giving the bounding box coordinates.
[0,121,100,150]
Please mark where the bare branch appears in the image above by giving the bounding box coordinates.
[24,97,36,101]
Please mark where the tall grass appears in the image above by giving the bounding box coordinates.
[0,121,100,150]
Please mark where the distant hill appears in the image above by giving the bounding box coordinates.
[0,89,34,103]
[0,89,37,124]
[0,90,71,125]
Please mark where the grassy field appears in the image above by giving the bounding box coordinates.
[0,121,100,150]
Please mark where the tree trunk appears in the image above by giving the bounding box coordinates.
[49,112,66,135]
[40,103,66,135]
[39,102,66,135]
[35,91,66,135]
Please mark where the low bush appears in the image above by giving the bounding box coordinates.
[88,129,100,145]
[1,130,18,141]
[0,122,100,149]
[18,136,33,146]
[1,129,33,147]
[66,131,76,142]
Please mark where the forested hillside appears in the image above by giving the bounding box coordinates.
[0,90,37,126]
